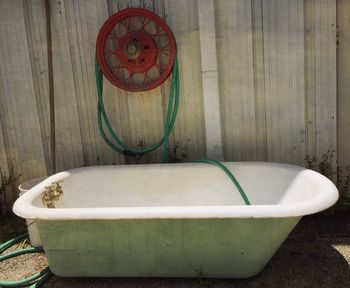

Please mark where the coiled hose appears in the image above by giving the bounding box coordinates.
[96,55,179,163]
[0,233,52,287]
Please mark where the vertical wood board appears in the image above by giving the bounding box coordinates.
[215,0,257,161]
[337,0,350,175]
[198,0,224,160]
[23,0,52,173]
[262,0,306,165]
[305,0,337,179]
[0,0,47,189]
[162,0,207,161]
[50,0,85,170]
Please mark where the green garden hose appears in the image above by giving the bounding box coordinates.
[96,55,180,163]
[195,159,251,205]
[96,54,250,204]
[0,233,52,287]
[0,233,27,252]
[0,246,43,261]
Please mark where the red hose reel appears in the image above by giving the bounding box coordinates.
[96,8,176,92]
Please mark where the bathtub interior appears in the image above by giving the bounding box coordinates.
[29,162,334,209]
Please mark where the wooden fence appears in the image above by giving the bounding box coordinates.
[1,0,347,210]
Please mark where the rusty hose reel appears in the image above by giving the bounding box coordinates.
[95,8,179,161]
[96,8,177,92]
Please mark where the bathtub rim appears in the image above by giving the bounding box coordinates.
[13,162,339,220]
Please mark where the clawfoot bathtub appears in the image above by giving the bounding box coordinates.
[13,162,338,278]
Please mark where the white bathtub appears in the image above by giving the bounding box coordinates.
[13,162,338,278]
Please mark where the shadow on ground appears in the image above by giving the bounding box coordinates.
[40,212,350,288]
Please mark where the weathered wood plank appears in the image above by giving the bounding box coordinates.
[163,0,206,162]
[315,0,337,179]
[63,0,125,166]
[197,0,224,160]
[0,7,12,214]
[262,0,305,165]
[305,0,337,179]
[0,121,9,177]
[251,0,268,161]
[215,0,257,161]
[0,0,47,191]
[49,0,85,170]
[337,0,350,176]
[290,0,306,165]
[22,0,52,173]
[304,0,317,166]
[0,117,11,214]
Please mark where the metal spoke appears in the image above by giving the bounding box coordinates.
[153,25,166,37]
[114,23,128,38]
[126,72,134,84]
[105,48,118,58]
[157,47,171,57]
[114,64,124,74]
[139,16,152,31]
[143,71,153,85]
[154,63,167,75]
[120,17,131,30]
[107,28,120,42]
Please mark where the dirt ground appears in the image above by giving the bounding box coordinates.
[1,211,349,288]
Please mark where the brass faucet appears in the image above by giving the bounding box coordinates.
[42,180,63,208]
